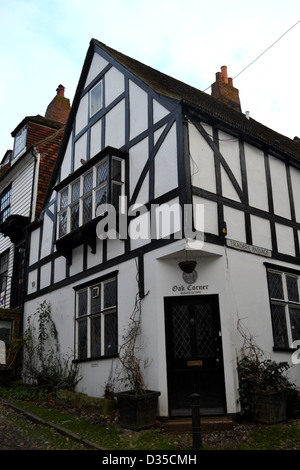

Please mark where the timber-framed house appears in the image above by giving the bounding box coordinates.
[24,39,300,420]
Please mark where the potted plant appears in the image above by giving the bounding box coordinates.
[237,321,297,424]
[115,266,160,431]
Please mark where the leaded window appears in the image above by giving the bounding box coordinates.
[75,276,117,360]
[0,251,9,294]
[0,187,11,223]
[57,154,124,238]
[267,268,300,349]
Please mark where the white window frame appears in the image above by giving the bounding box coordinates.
[12,125,27,161]
[267,267,300,349]
[0,187,11,223]
[90,80,103,117]
[75,276,117,360]
[57,155,125,239]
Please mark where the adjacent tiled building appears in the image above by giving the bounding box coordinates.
[0,86,70,370]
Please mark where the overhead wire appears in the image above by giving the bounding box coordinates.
[203,19,300,92]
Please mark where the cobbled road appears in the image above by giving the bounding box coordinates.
[0,401,89,450]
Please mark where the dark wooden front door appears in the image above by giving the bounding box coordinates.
[165,295,226,416]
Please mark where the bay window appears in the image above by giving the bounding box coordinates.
[56,148,126,239]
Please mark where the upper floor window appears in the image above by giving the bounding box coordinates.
[57,151,125,238]
[12,125,27,161]
[0,188,11,223]
[267,267,300,350]
[0,251,9,295]
[90,81,103,117]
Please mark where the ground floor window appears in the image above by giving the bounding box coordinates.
[75,274,118,360]
[267,266,300,350]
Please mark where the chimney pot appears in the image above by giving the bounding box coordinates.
[221,65,228,84]
[211,66,241,113]
[45,85,70,123]
[56,84,65,96]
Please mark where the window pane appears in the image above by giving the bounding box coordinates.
[289,307,300,343]
[271,304,289,348]
[78,290,87,317]
[78,320,87,359]
[95,185,107,215]
[105,312,117,355]
[59,210,68,237]
[112,183,122,211]
[0,189,11,223]
[83,195,92,223]
[60,188,69,209]
[13,125,27,159]
[91,285,101,314]
[112,158,122,182]
[286,275,299,302]
[90,81,103,116]
[0,253,9,292]
[1,190,10,210]
[268,271,284,300]
[0,321,12,344]
[71,203,79,230]
[91,316,101,357]
[83,172,93,195]
[71,180,80,203]
[104,279,117,308]
[97,160,108,185]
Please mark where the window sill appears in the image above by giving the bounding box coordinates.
[0,214,29,243]
[73,353,118,364]
[273,347,297,353]
[55,216,102,264]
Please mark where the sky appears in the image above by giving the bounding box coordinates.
[1,0,300,158]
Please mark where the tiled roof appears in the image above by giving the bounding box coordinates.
[46,39,300,211]
[93,39,300,161]
[35,125,65,217]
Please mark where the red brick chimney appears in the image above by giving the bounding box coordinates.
[211,66,241,112]
[45,85,71,124]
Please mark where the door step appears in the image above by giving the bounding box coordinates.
[163,416,234,433]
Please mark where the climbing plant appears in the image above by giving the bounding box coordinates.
[23,300,80,390]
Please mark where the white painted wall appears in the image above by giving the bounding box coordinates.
[84,53,108,88]
[154,123,178,198]
[244,144,268,211]
[11,162,34,217]
[129,80,148,140]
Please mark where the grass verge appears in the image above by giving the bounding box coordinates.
[1,385,300,450]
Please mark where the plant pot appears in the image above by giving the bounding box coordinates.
[286,391,299,419]
[116,390,160,431]
[178,260,197,273]
[0,368,13,386]
[252,391,287,424]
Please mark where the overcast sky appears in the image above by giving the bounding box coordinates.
[1,0,300,157]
